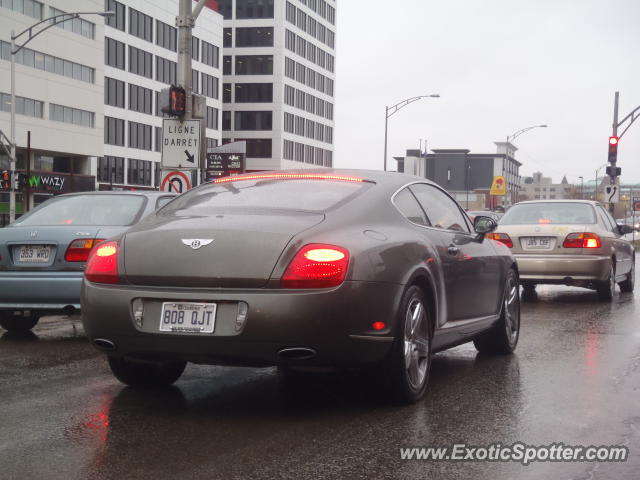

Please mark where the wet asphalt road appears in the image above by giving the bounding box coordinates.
[0,281,639,480]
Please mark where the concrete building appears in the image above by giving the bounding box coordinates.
[519,172,575,201]
[0,0,105,224]
[395,142,522,208]
[101,0,223,190]
[218,0,336,170]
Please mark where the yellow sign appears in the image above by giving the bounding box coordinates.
[490,176,507,196]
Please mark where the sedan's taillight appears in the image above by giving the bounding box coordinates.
[562,233,601,249]
[487,233,513,248]
[65,238,105,262]
[84,241,119,284]
[281,244,350,288]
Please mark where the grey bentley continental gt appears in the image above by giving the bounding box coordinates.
[82,170,520,403]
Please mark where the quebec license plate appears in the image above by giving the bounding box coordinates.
[159,302,217,333]
[523,237,554,250]
[18,245,52,263]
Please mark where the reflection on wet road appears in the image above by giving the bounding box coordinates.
[0,281,639,479]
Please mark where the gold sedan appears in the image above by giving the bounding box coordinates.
[488,200,635,301]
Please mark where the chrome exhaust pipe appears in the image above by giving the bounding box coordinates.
[93,338,116,351]
[277,347,317,360]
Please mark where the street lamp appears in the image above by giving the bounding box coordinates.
[578,176,584,199]
[504,124,547,206]
[383,94,440,171]
[594,163,608,201]
[8,10,114,223]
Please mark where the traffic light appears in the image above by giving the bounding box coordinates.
[169,85,186,117]
[608,136,619,163]
[1,170,9,190]
[606,166,621,177]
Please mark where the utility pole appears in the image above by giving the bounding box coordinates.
[608,92,619,215]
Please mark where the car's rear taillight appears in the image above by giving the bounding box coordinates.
[562,233,601,249]
[487,233,513,248]
[281,244,350,288]
[84,241,119,284]
[65,238,105,262]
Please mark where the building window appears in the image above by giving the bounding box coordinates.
[222,111,231,131]
[0,92,43,118]
[192,69,200,94]
[223,83,232,103]
[49,104,94,128]
[236,0,274,19]
[105,37,125,70]
[235,138,272,158]
[105,117,125,146]
[2,0,43,20]
[201,73,219,99]
[129,84,153,114]
[49,7,95,39]
[104,77,125,108]
[128,121,152,150]
[234,111,272,131]
[235,55,273,75]
[206,106,219,130]
[285,57,295,79]
[156,20,177,51]
[235,27,274,47]
[286,2,296,24]
[192,36,200,61]
[154,126,162,152]
[223,56,232,75]
[128,46,153,79]
[234,83,273,103]
[201,41,219,68]
[128,158,152,186]
[98,156,124,183]
[284,112,294,133]
[218,0,232,19]
[206,138,219,149]
[129,8,153,42]
[283,139,294,160]
[105,0,125,30]
[284,85,295,106]
[224,28,232,48]
[156,57,177,85]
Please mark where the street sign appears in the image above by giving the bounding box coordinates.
[161,119,200,169]
[490,176,506,196]
[160,170,192,193]
[204,152,245,180]
[633,197,640,212]
[604,185,620,204]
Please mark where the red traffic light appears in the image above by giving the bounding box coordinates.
[169,86,186,117]
[609,136,619,146]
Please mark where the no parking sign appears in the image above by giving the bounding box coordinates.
[160,170,192,193]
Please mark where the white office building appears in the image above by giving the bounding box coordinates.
[218,0,336,170]
[102,0,223,190]
[0,0,105,223]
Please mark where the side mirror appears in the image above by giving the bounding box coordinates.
[618,224,633,235]
[474,216,498,235]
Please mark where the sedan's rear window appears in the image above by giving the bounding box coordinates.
[500,203,597,225]
[161,179,366,213]
[13,195,146,226]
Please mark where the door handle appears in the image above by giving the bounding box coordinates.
[447,245,460,256]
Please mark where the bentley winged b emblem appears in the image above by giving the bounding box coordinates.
[181,238,214,250]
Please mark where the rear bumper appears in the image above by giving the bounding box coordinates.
[0,271,82,311]
[514,254,611,282]
[81,280,403,368]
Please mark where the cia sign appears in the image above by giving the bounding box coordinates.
[162,119,200,169]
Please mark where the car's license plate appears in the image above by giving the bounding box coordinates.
[522,237,554,250]
[159,302,216,333]
[17,245,52,263]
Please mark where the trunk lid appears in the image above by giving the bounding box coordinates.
[123,211,324,287]
[499,224,590,255]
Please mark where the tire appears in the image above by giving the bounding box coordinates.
[474,268,520,354]
[382,285,432,404]
[619,256,635,293]
[0,311,40,333]
[597,263,616,301]
[107,356,186,388]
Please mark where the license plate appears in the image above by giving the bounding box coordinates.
[17,245,52,263]
[159,302,216,333]
[522,237,554,250]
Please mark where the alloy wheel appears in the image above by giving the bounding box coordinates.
[404,296,430,390]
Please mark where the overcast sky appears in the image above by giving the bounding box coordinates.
[333,0,640,185]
